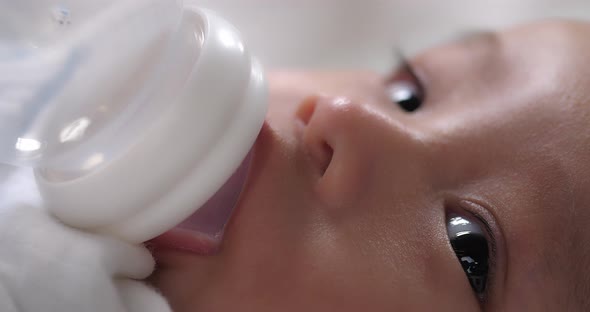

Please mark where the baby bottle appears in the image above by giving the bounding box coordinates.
[0,0,267,244]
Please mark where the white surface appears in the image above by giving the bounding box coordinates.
[0,168,171,312]
[197,0,590,71]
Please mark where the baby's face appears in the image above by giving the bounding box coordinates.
[150,20,590,311]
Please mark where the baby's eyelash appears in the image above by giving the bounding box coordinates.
[389,51,425,96]
[385,51,427,113]
[457,200,501,306]
[469,210,497,305]
[398,52,419,78]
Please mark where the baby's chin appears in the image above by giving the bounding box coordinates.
[147,245,218,308]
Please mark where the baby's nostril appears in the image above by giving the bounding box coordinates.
[318,141,334,176]
[296,95,334,177]
[295,96,319,126]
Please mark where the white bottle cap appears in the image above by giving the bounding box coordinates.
[0,0,267,242]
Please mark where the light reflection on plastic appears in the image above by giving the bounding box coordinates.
[252,66,264,83]
[218,29,244,52]
[15,138,41,152]
[82,153,105,170]
[60,118,91,143]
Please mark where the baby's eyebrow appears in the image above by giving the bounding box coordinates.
[452,30,500,50]
[447,29,503,72]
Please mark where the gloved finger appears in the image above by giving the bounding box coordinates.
[115,278,172,312]
[99,235,155,279]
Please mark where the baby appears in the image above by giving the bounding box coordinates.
[150,19,590,311]
[2,19,590,312]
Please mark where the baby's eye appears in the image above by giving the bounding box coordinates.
[386,59,425,113]
[446,214,490,296]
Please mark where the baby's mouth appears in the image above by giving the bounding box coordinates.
[149,153,252,255]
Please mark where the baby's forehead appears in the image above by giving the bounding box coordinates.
[485,171,590,308]
[489,22,590,156]
[507,153,590,305]
[502,21,590,87]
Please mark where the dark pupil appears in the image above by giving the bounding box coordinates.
[397,94,421,112]
[450,232,489,294]
[389,81,422,113]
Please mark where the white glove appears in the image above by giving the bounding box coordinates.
[0,166,172,312]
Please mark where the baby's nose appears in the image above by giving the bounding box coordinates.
[295,95,420,208]
[296,96,425,206]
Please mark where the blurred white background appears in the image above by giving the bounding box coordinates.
[196,0,590,71]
